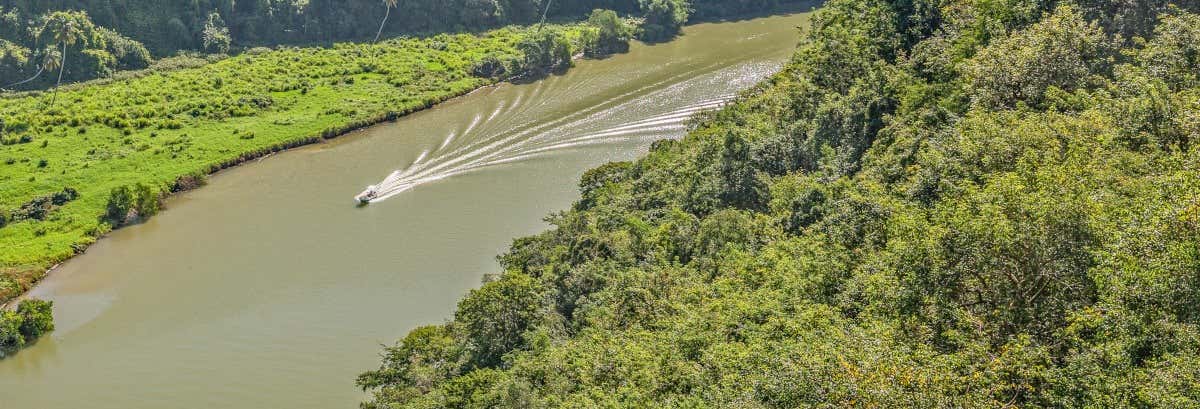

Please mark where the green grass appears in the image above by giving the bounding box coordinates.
[0,24,598,303]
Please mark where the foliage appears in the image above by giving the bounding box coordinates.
[0,310,21,351]
[0,39,29,66]
[0,298,54,357]
[584,9,633,55]
[0,9,150,91]
[102,184,158,226]
[517,28,575,72]
[15,298,53,338]
[964,5,1111,110]
[358,0,1200,407]
[638,0,690,41]
[201,11,232,54]
[0,1,804,89]
[454,273,545,368]
[103,185,134,226]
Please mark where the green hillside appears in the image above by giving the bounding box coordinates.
[357,0,1200,407]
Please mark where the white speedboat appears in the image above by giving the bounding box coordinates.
[356,185,379,204]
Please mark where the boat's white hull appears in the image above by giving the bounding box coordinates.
[356,185,379,204]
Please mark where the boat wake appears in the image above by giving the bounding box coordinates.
[358,59,778,203]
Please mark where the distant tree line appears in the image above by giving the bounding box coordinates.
[0,0,807,90]
[0,0,643,52]
[0,7,152,92]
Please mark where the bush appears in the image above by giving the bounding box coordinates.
[638,0,689,41]
[359,3,1200,408]
[104,185,135,225]
[0,298,53,355]
[0,310,22,351]
[585,9,632,55]
[16,299,54,340]
[15,196,53,221]
[517,29,573,73]
[134,183,161,219]
[471,54,508,78]
[51,187,79,206]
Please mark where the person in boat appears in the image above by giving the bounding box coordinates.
[357,185,379,203]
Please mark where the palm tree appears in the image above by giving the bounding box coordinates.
[1,46,51,90]
[39,11,92,107]
[373,0,399,43]
[42,46,62,70]
[38,47,62,87]
[48,37,69,106]
[2,12,55,91]
[538,0,554,33]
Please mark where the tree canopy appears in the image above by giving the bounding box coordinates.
[358,0,1200,407]
[0,0,798,90]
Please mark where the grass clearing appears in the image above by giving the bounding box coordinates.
[0,23,600,303]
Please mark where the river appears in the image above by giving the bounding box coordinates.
[0,10,812,408]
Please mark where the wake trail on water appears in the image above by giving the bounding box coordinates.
[361,60,771,203]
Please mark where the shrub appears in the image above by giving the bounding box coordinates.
[0,299,54,355]
[0,310,23,351]
[585,9,632,55]
[638,0,689,41]
[50,187,79,206]
[134,183,161,219]
[517,29,573,72]
[16,299,54,339]
[105,185,135,225]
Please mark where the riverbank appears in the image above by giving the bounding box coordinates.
[0,12,816,406]
[0,22,610,305]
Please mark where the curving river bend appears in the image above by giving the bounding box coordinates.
[0,11,812,408]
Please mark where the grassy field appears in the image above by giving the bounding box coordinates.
[0,24,598,303]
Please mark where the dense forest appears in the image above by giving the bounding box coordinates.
[357,0,1200,407]
[0,0,796,90]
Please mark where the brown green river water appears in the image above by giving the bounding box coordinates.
[0,10,812,408]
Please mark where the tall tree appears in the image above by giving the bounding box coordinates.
[202,11,232,53]
[38,11,95,107]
